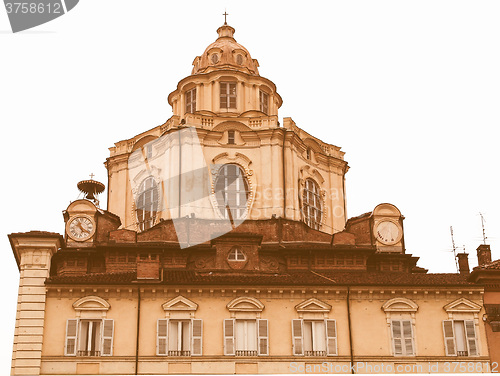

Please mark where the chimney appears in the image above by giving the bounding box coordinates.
[477,244,492,266]
[457,253,470,275]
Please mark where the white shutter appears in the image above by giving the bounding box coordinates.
[192,319,203,356]
[65,319,78,356]
[258,319,269,356]
[157,319,168,356]
[224,319,235,355]
[325,319,337,356]
[464,320,478,356]
[443,320,456,356]
[402,320,414,356]
[391,320,403,355]
[101,319,114,356]
[292,319,304,356]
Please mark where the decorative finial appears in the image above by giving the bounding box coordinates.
[223,10,228,25]
[90,173,95,180]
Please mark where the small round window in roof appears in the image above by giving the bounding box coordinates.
[211,54,219,64]
[236,54,243,65]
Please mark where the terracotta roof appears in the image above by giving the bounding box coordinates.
[46,270,474,287]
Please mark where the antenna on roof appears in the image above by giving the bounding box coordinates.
[479,212,488,245]
[450,226,459,273]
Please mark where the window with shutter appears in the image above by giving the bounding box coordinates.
[258,319,269,356]
[65,319,78,356]
[390,320,414,356]
[157,319,168,355]
[101,319,114,356]
[224,319,235,355]
[443,320,456,356]
[442,319,479,357]
[325,320,337,356]
[292,319,304,356]
[168,320,191,356]
[192,319,203,356]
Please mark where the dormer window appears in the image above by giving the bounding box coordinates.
[228,130,235,145]
[259,90,269,114]
[186,88,196,114]
[220,82,237,109]
[228,247,246,261]
[236,54,243,65]
[211,54,219,64]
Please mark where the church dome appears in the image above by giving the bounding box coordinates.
[191,23,260,76]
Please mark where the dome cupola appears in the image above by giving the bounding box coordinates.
[191,23,260,76]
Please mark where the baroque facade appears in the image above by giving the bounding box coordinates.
[9,22,497,375]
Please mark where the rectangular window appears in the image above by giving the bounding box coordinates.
[228,130,235,145]
[186,88,196,114]
[391,320,415,356]
[224,319,268,356]
[259,90,269,113]
[220,82,237,109]
[65,319,114,357]
[157,319,203,356]
[443,320,478,356]
[292,319,337,356]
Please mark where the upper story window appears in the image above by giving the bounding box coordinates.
[224,297,268,357]
[391,320,415,356]
[186,88,196,114]
[211,54,219,64]
[443,320,478,357]
[215,164,249,220]
[65,296,114,357]
[302,179,322,230]
[259,90,269,114]
[292,319,337,356]
[136,176,159,231]
[220,82,237,109]
[228,247,246,261]
[158,296,202,357]
[236,54,244,65]
[228,130,235,145]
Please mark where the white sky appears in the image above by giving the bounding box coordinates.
[1,0,499,372]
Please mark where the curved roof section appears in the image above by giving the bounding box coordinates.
[191,23,260,76]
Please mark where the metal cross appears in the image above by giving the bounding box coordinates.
[90,173,95,180]
[223,10,228,25]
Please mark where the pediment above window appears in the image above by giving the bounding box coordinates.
[382,298,418,313]
[295,298,332,319]
[227,297,264,313]
[162,295,198,312]
[73,296,110,318]
[443,298,482,314]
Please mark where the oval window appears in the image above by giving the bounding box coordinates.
[211,54,219,64]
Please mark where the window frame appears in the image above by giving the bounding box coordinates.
[302,178,323,230]
[156,318,203,357]
[220,82,237,109]
[185,87,196,114]
[291,319,337,356]
[223,318,268,356]
[214,164,249,220]
[136,176,159,231]
[390,319,415,356]
[259,90,269,114]
[65,318,114,357]
[443,319,478,357]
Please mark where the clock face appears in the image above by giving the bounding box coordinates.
[375,220,401,245]
[67,215,95,241]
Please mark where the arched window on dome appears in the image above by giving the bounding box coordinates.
[302,179,322,230]
[136,176,159,231]
[215,164,249,220]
